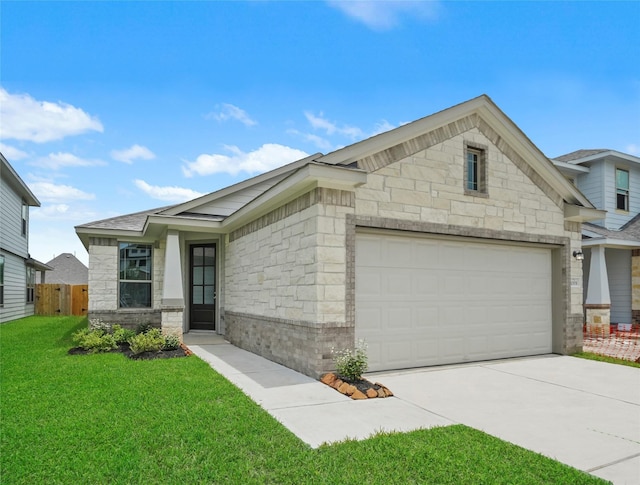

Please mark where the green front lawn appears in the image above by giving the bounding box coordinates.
[573,351,640,368]
[1,316,604,484]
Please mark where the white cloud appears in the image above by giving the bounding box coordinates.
[286,129,334,151]
[625,144,639,155]
[30,152,106,170]
[29,181,95,203]
[134,179,205,202]
[182,143,309,177]
[111,144,156,164]
[305,112,364,139]
[0,88,103,143]
[0,142,29,160]
[207,103,257,127]
[327,0,440,31]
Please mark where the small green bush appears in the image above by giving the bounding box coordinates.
[162,334,181,351]
[135,322,154,335]
[129,328,164,354]
[72,328,117,353]
[331,339,368,381]
[112,325,136,345]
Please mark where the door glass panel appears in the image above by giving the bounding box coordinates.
[204,286,215,304]
[192,286,203,305]
[204,247,215,265]
[193,247,204,266]
[204,266,215,285]
[193,266,203,285]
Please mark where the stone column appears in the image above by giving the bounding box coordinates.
[585,245,611,335]
[161,230,185,339]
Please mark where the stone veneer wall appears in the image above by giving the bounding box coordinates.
[352,128,584,354]
[225,187,355,377]
[87,237,166,330]
[632,249,640,324]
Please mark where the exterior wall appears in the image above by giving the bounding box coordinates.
[86,237,163,330]
[580,159,640,230]
[225,188,355,377]
[0,172,29,258]
[352,128,584,355]
[224,128,585,376]
[607,249,632,324]
[0,252,34,323]
[576,163,604,226]
[632,250,640,323]
[1,173,33,323]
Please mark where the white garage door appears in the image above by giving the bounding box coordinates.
[356,232,552,371]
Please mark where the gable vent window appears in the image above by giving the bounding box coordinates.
[616,168,629,212]
[465,145,487,195]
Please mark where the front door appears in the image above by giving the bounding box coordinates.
[189,244,216,330]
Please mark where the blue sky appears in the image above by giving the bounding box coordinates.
[1,1,639,265]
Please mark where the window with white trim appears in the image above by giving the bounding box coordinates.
[21,200,28,236]
[119,243,152,308]
[616,168,629,211]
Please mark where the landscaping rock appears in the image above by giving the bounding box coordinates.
[319,373,393,400]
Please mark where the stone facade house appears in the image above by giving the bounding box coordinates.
[1,153,50,323]
[553,150,640,331]
[75,96,603,377]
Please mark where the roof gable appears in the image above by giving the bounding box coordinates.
[318,94,592,209]
[1,152,40,206]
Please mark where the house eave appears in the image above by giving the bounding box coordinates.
[564,204,607,223]
[75,226,145,250]
[221,163,367,233]
[582,237,640,249]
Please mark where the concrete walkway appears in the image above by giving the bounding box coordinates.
[188,341,640,485]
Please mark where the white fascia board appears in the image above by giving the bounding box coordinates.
[74,226,144,249]
[1,153,40,206]
[222,163,367,232]
[317,96,489,166]
[552,160,590,174]
[569,151,640,166]
[582,237,640,249]
[564,204,607,222]
[477,102,595,209]
[144,215,224,234]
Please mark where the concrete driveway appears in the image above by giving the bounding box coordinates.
[373,356,640,485]
[189,340,640,485]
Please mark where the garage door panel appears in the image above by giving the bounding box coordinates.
[356,233,552,372]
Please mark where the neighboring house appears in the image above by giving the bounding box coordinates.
[0,153,51,323]
[76,95,603,377]
[40,253,89,285]
[553,150,640,330]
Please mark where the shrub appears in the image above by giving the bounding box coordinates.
[135,322,154,334]
[162,334,181,351]
[129,328,164,354]
[72,328,117,353]
[331,339,368,381]
[112,325,136,345]
[89,318,111,332]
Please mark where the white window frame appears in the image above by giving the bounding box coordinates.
[464,144,488,196]
[615,168,629,212]
[118,242,153,308]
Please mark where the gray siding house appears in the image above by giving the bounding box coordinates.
[554,150,640,329]
[76,96,604,377]
[0,153,50,323]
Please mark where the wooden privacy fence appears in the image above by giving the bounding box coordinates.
[36,284,88,316]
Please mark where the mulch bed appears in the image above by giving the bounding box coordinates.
[68,343,193,360]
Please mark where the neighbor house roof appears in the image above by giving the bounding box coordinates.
[553,149,640,166]
[43,253,88,285]
[582,213,640,248]
[76,95,604,248]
